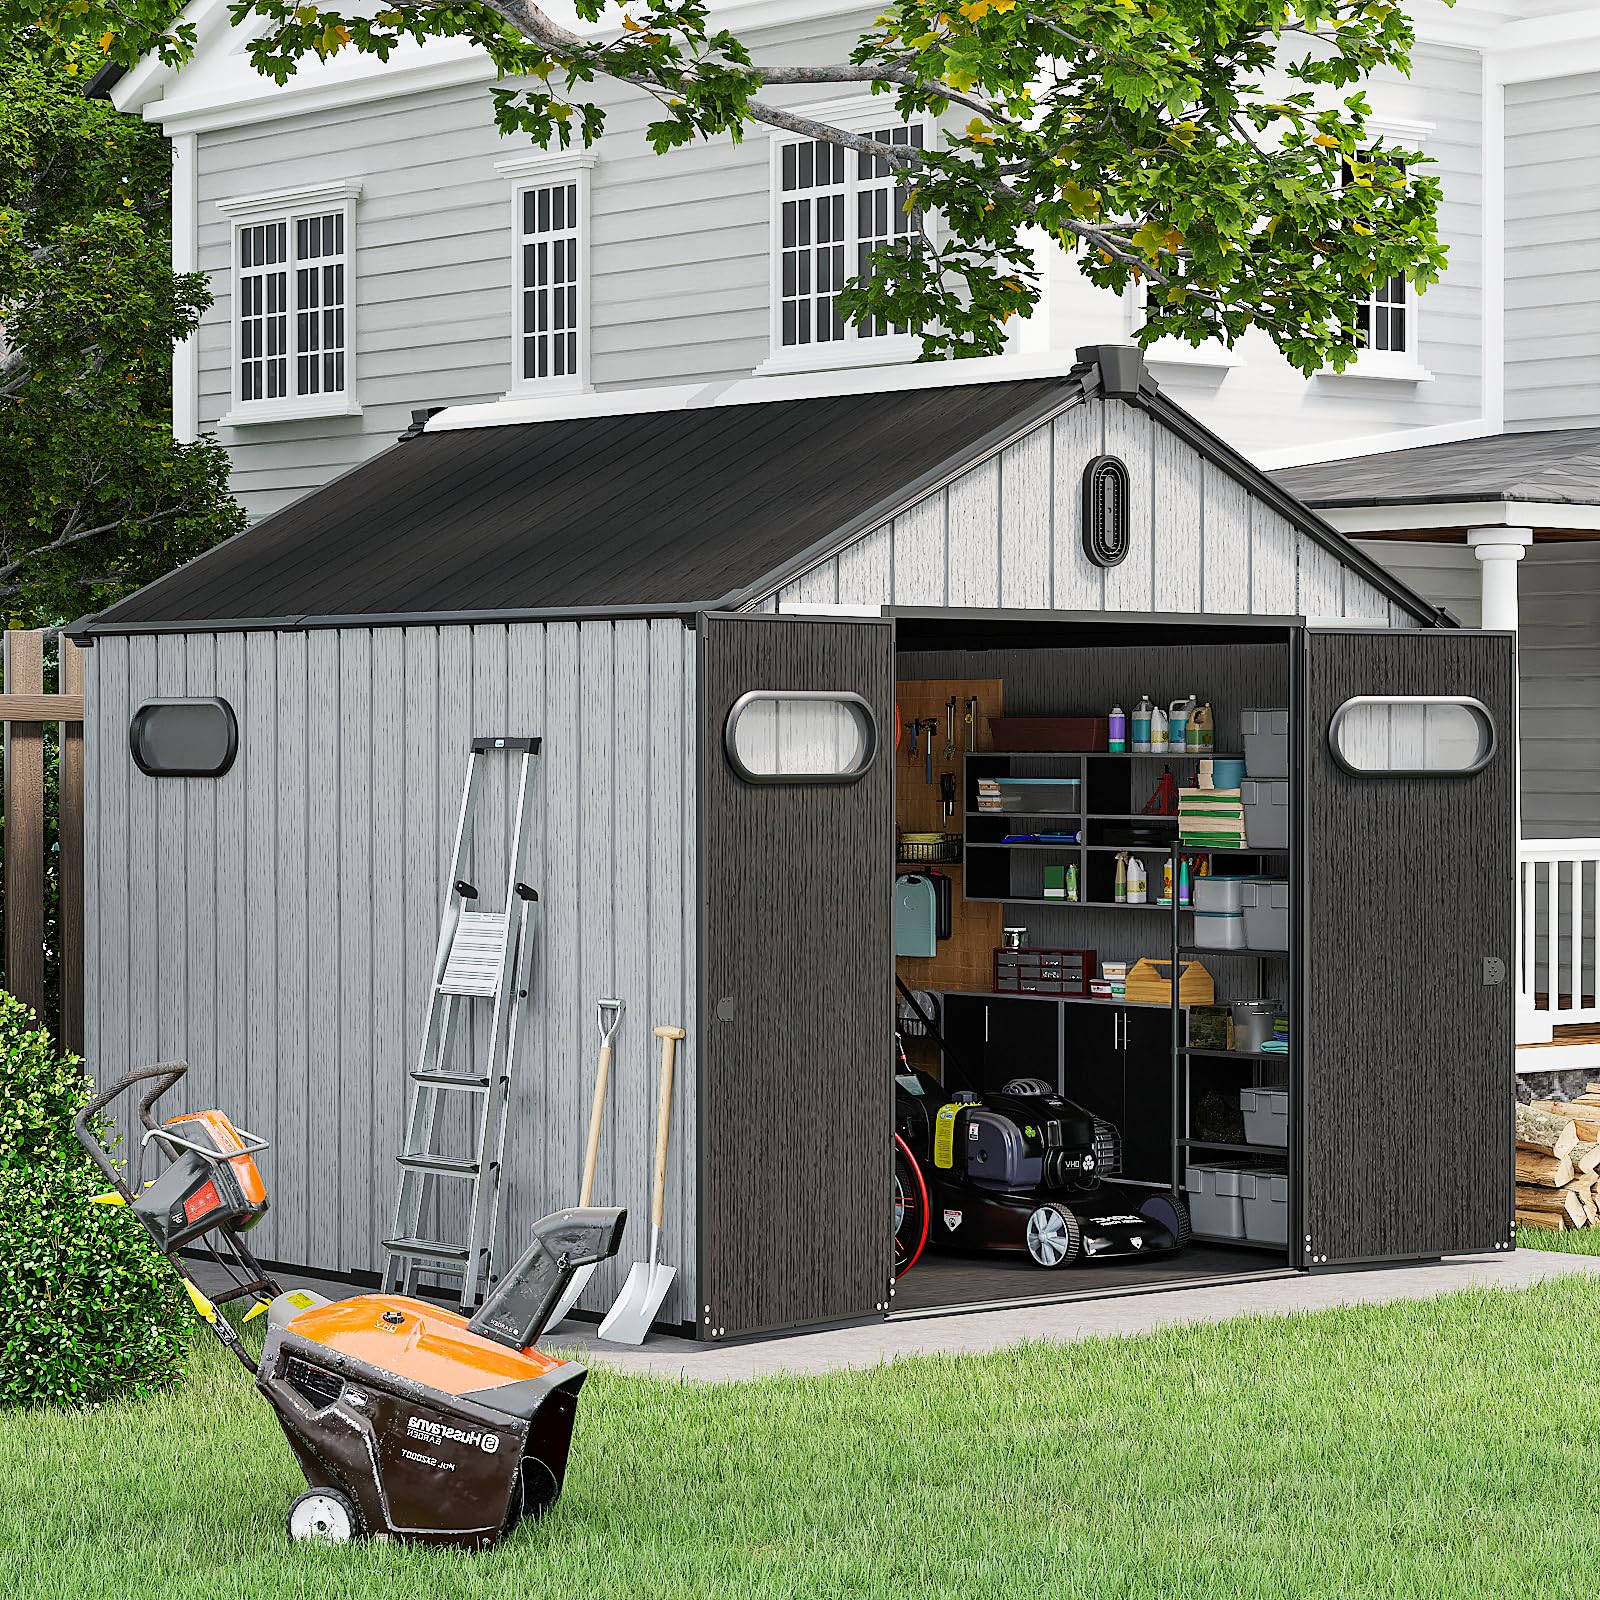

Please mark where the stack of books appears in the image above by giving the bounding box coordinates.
[1178,786,1245,848]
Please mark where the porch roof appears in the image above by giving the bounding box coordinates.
[1272,428,1600,541]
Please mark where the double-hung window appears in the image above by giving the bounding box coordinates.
[495,152,594,396]
[218,181,361,424]
[1329,118,1432,381]
[766,115,928,371]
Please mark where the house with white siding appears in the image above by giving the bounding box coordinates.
[97,0,1600,1069]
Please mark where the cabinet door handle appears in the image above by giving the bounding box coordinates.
[984,1005,990,1044]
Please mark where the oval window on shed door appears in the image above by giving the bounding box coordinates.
[725,691,878,783]
[1328,695,1496,776]
[129,698,239,777]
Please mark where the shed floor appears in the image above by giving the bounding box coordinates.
[890,1242,1286,1316]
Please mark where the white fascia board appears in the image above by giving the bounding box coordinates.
[1318,501,1600,536]
[1251,416,1503,472]
[127,0,874,133]
[427,349,1085,432]
[147,40,496,134]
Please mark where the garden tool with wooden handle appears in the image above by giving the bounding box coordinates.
[543,998,624,1332]
[599,1024,682,1344]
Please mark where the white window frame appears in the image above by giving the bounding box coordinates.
[495,151,594,398]
[1123,280,1245,371]
[759,97,936,376]
[217,180,362,426]
[1321,115,1435,383]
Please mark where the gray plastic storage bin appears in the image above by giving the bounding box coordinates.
[1242,879,1290,950]
[1240,1086,1288,1147]
[1184,1164,1246,1240]
[1242,708,1289,779]
[1193,875,1250,914]
[1239,1167,1289,1245]
[1241,778,1289,850]
[1193,910,1245,950]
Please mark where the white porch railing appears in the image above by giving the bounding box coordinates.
[1519,838,1600,1044]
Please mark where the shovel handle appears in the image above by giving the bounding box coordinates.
[578,1042,612,1209]
[651,1025,683,1232]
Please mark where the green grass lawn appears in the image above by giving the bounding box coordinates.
[1517,1221,1600,1255]
[6,1278,1600,1600]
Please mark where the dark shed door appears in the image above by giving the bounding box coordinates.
[1301,628,1515,1267]
[698,613,895,1337]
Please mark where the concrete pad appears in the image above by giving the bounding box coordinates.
[548,1250,1600,1383]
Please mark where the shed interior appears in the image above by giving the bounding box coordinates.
[887,614,1298,1315]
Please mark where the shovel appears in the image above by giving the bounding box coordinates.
[544,998,624,1332]
[599,1023,682,1345]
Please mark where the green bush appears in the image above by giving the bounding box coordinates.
[0,993,189,1406]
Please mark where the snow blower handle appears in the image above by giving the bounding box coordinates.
[467,1207,627,1352]
[74,1060,189,1198]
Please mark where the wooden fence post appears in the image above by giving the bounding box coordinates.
[59,637,84,1054]
[3,630,46,1018]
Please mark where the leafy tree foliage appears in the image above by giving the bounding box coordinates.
[0,36,242,627]
[25,0,1451,374]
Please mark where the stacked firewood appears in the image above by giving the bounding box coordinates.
[1516,1088,1600,1231]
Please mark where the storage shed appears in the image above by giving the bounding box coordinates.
[71,346,1516,1340]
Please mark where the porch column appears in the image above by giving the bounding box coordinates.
[1468,527,1544,1041]
[1467,526,1533,632]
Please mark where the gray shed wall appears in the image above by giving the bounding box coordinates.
[756,397,1417,625]
[83,619,699,1326]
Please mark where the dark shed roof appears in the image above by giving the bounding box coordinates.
[82,379,1078,632]
[75,348,1448,636]
[1273,427,1600,510]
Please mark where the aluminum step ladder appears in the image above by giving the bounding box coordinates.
[382,735,540,1309]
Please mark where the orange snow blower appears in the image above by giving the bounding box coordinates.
[76,1061,625,1549]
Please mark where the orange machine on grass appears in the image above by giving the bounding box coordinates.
[76,1061,624,1549]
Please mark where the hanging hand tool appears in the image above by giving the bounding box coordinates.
[943,697,957,760]
[908,717,920,762]
[924,720,937,784]
[965,696,978,752]
[940,771,956,822]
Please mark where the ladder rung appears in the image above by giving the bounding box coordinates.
[410,1070,492,1089]
[383,1236,474,1264]
[396,1154,480,1176]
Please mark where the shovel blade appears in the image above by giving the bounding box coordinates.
[598,1260,677,1346]
[541,1261,597,1336]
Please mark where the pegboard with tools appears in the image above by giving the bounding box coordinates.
[894,677,1004,1005]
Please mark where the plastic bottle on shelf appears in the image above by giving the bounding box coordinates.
[1160,857,1174,907]
[1065,862,1080,903]
[1126,855,1148,905]
[1132,695,1153,753]
[1113,851,1128,904]
[1178,855,1193,907]
[1151,704,1169,753]
[1108,705,1127,754]
[1168,695,1195,752]
[1189,701,1215,752]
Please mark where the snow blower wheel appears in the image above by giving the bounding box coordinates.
[1025,1202,1082,1268]
[288,1489,360,1544]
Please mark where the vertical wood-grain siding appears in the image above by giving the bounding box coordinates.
[765,396,1409,624]
[82,620,699,1326]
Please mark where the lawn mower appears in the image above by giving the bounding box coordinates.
[893,984,1189,1272]
[75,1060,625,1550]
